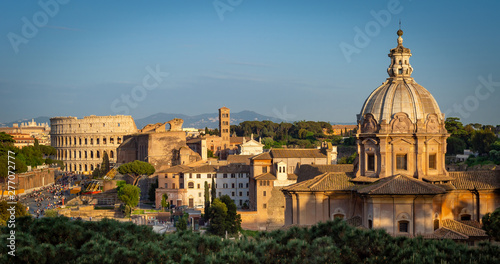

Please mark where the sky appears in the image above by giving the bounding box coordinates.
[1,0,499,126]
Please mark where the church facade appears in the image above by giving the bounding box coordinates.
[282,30,500,241]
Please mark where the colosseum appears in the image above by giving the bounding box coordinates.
[50,115,137,174]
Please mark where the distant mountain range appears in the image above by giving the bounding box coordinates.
[1,111,356,130]
[134,110,284,129]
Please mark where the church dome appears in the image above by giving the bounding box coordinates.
[358,30,443,124]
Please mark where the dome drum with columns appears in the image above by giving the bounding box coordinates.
[355,30,450,181]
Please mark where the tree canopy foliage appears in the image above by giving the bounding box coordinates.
[207,196,241,236]
[0,201,29,226]
[231,120,354,148]
[118,160,155,186]
[1,217,499,263]
[483,207,500,241]
[118,184,140,216]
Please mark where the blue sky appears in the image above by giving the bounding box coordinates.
[1,0,499,126]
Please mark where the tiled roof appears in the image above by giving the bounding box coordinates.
[160,165,193,173]
[217,164,250,173]
[350,176,378,183]
[422,175,456,182]
[252,152,272,160]
[458,220,483,229]
[186,138,201,144]
[271,149,326,159]
[283,172,356,192]
[287,174,298,180]
[358,174,446,195]
[185,165,219,173]
[432,227,469,240]
[449,171,500,190]
[254,173,277,180]
[441,219,487,237]
[296,164,354,183]
[226,155,253,165]
[230,136,248,144]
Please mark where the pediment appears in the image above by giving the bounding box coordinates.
[425,138,442,145]
[389,137,414,145]
[362,138,378,145]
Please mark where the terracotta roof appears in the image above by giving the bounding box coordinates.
[185,165,219,173]
[226,155,253,165]
[296,164,354,183]
[252,152,272,160]
[350,176,378,183]
[283,172,356,192]
[458,220,483,229]
[422,175,455,182]
[160,164,192,173]
[217,164,250,173]
[230,136,249,144]
[186,138,201,144]
[358,174,446,195]
[441,219,488,237]
[449,171,500,190]
[254,173,277,180]
[271,149,326,159]
[287,174,298,180]
[432,227,469,240]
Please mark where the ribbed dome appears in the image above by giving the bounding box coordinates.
[358,30,442,124]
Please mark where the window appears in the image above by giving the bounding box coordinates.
[396,154,407,170]
[197,174,201,178]
[207,174,211,178]
[231,183,235,188]
[238,183,243,188]
[165,183,168,188]
[263,204,267,209]
[262,167,267,173]
[333,214,344,220]
[188,182,194,189]
[246,183,248,188]
[460,214,471,221]
[368,220,373,229]
[197,184,200,189]
[434,219,439,230]
[429,154,436,170]
[231,173,235,178]
[199,193,202,197]
[263,191,266,197]
[218,192,221,197]
[367,153,375,171]
[259,181,262,186]
[232,192,235,197]
[247,191,249,196]
[398,221,409,233]
[239,192,242,197]
[223,174,227,178]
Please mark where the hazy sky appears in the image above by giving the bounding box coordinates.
[1,0,499,125]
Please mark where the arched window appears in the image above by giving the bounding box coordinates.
[84,164,88,171]
[96,151,100,159]
[84,151,87,159]
[188,182,194,189]
[91,164,94,171]
[96,138,100,145]
[110,137,114,144]
[368,219,373,229]
[79,164,82,171]
[434,219,440,230]
[79,151,82,159]
[110,151,114,159]
[90,151,94,159]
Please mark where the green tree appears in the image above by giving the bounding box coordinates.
[204,181,211,221]
[44,209,58,217]
[210,177,216,204]
[161,193,169,211]
[100,152,110,176]
[220,195,241,234]
[0,132,15,143]
[118,184,141,216]
[447,136,466,155]
[118,160,155,186]
[208,198,228,236]
[176,213,188,231]
[483,207,500,241]
[148,180,158,202]
[471,129,497,154]
[0,201,29,225]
